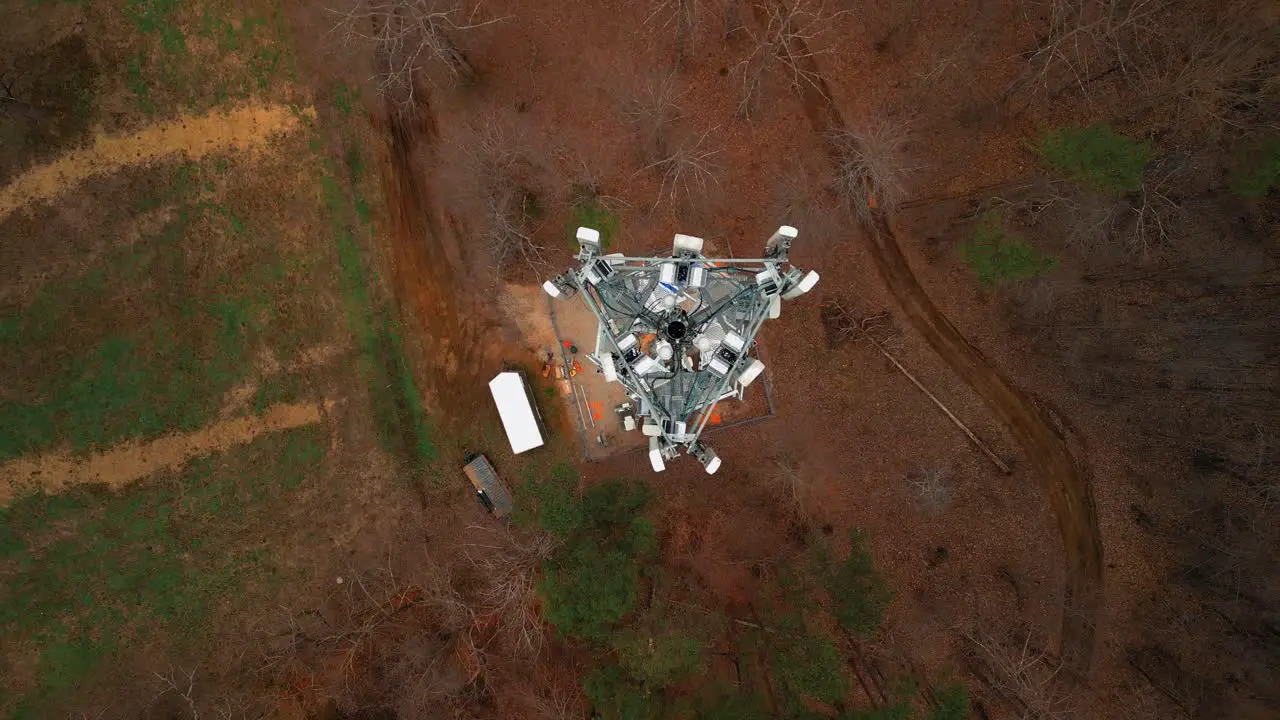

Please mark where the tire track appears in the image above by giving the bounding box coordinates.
[757,1,1105,672]
[0,103,312,224]
[371,100,502,413]
[0,400,332,506]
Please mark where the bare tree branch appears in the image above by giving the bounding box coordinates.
[635,0,716,71]
[622,73,686,163]
[153,666,201,720]
[455,118,551,277]
[965,631,1077,720]
[1003,0,1170,107]
[732,0,849,118]
[908,464,953,513]
[464,527,558,657]
[828,121,914,220]
[327,0,507,113]
[636,124,722,211]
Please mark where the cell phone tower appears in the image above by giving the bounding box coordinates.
[542,226,819,474]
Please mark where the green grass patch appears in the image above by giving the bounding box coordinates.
[333,81,360,117]
[1230,134,1280,198]
[251,373,306,415]
[0,294,263,461]
[125,54,156,114]
[0,157,310,462]
[960,212,1056,288]
[118,0,291,117]
[1036,124,1151,195]
[0,428,324,719]
[319,115,435,465]
[569,186,621,249]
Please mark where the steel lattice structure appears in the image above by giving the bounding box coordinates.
[543,226,819,473]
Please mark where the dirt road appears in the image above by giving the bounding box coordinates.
[371,102,504,415]
[762,3,1105,673]
[860,214,1103,672]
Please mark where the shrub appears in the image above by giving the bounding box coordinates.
[539,536,646,641]
[1036,124,1151,194]
[697,691,772,720]
[583,664,661,720]
[536,478,656,641]
[820,529,895,638]
[961,212,1056,288]
[1230,134,1280,198]
[773,624,849,707]
[612,629,703,690]
[927,682,970,720]
[513,463,583,538]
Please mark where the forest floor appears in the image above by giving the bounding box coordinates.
[3,0,1274,717]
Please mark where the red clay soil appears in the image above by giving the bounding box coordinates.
[372,101,513,416]
[759,0,1105,674]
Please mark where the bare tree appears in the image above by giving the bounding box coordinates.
[454,118,551,277]
[465,526,558,658]
[481,192,548,276]
[828,121,913,220]
[153,666,201,720]
[328,0,505,112]
[981,154,1187,261]
[979,179,1123,260]
[321,565,410,692]
[1004,0,1280,139]
[1122,161,1181,259]
[636,0,718,71]
[531,682,585,720]
[314,561,482,715]
[636,124,722,211]
[621,73,685,163]
[773,454,810,518]
[966,632,1077,720]
[907,464,952,513]
[732,0,850,118]
[771,157,841,246]
[1131,0,1280,140]
[1003,0,1169,108]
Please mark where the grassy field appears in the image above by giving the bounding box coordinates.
[1,428,325,716]
[0,0,437,715]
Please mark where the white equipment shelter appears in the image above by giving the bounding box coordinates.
[489,372,545,454]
